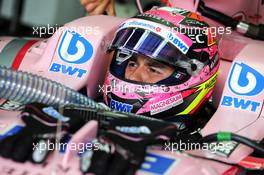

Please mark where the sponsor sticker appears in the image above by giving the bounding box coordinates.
[209,141,238,157]
[110,99,133,113]
[221,62,264,112]
[150,94,183,115]
[58,30,93,64]
[50,30,93,78]
[167,33,189,54]
[228,62,263,96]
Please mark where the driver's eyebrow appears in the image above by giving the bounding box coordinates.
[146,59,167,69]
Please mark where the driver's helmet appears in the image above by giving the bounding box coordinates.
[103,7,219,120]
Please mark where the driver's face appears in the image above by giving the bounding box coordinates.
[125,55,175,83]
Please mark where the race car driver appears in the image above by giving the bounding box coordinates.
[103,6,219,122]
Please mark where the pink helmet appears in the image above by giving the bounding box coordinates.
[103,7,219,121]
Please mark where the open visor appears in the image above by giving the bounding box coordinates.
[109,28,205,75]
[109,28,190,67]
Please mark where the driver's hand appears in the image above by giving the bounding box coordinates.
[80,0,116,16]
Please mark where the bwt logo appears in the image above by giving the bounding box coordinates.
[221,62,264,112]
[50,30,93,78]
[58,30,93,64]
[228,62,263,96]
[167,33,188,54]
[110,99,133,113]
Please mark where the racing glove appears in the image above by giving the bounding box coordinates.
[80,117,179,175]
[0,103,85,163]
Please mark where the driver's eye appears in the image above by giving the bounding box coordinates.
[149,67,161,74]
[150,68,157,73]
[127,61,137,68]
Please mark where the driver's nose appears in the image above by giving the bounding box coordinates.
[126,66,147,83]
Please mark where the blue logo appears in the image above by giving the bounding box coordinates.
[140,153,176,174]
[49,62,87,78]
[228,62,264,96]
[167,33,188,54]
[110,99,133,113]
[58,30,93,64]
[42,106,70,122]
[221,96,260,112]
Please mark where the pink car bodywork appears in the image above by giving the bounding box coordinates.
[0,2,263,175]
[169,0,264,24]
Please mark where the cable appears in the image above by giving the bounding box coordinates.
[136,0,143,14]
[197,0,264,40]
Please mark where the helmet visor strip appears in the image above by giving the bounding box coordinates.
[110,28,205,76]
